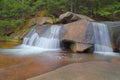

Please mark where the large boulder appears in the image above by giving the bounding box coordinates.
[28,61,120,80]
[62,19,93,52]
[63,19,90,42]
[57,12,94,24]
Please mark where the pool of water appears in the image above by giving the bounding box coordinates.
[0,41,120,80]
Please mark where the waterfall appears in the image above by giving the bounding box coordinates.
[0,25,63,55]
[22,25,62,49]
[91,22,113,53]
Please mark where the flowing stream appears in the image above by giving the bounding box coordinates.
[0,25,63,55]
[22,25,61,49]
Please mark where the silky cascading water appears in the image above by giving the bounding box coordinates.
[0,25,63,55]
[91,22,114,55]
[22,25,62,49]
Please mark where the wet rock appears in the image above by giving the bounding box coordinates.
[112,27,120,52]
[36,25,52,36]
[57,12,94,24]
[10,29,29,40]
[28,61,120,80]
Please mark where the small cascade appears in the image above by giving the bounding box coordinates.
[0,25,63,55]
[91,22,113,53]
[22,25,62,49]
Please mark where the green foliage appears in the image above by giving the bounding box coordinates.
[0,0,37,19]
[0,19,25,30]
[0,20,9,28]
[46,0,68,11]
[65,0,120,19]
[1,36,10,41]
[98,2,120,16]
[0,0,37,36]
[0,0,120,37]
[10,19,25,27]
[0,20,9,35]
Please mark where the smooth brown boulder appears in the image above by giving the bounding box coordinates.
[63,19,90,42]
[62,19,93,52]
[28,61,120,80]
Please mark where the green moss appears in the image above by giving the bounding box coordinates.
[14,36,20,41]
[51,15,57,23]
[1,36,10,41]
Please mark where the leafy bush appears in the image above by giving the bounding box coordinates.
[0,20,9,28]
[10,19,25,27]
